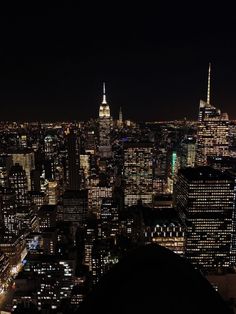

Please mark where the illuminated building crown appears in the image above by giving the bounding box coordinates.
[99,82,110,118]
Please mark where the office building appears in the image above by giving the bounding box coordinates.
[66,130,80,190]
[88,186,113,216]
[48,180,59,205]
[62,190,88,239]
[0,154,13,188]
[196,64,229,165]
[124,143,154,207]
[44,135,55,160]
[38,205,57,231]
[98,83,112,158]
[0,188,18,235]
[143,207,185,256]
[9,164,29,206]
[174,166,235,272]
[180,136,196,168]
[11,150,35,191]
[100,198,119,240]
[0,234,27,269]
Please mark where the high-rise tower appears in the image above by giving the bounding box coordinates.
[9,164,29,206]
[98,83,112,158]
[174,167,235,272]
[66,129,80,190]
[118,106,123,127]
[196,63,229,165]
[123,142,154,207]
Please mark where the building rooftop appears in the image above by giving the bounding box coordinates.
[142,207,182,227]
[207,156,236,170]
[62,189,88,199]
[123,142,153,149]
[28,191,45,196]
[38,205,57,213]
[9,163,25,174]
[3,148,33,154]
[179,166,232,181]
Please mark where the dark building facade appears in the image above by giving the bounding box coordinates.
[66,130,80,191]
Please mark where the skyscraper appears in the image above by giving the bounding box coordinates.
[88,186,113,217]
[48,180,59,205]
[31,169,41,192]
[180,136,196,168]
[11,150,35,191]
[66,129,80,190]
[9,164,29,206]
[38,205,57,231]
[44,135,55,160]
[0,188,18,235]
[98,83,112,158]
[117,106,123,128]
[124,143,154,207]
[196,64,229,165]
[100,198,119,240]
[0,155,13,188]
[62,189,88,239]
[174,166,235,272]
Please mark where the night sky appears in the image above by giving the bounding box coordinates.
[0,4,236,122]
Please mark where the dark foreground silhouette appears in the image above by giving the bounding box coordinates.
[78,244,232,314]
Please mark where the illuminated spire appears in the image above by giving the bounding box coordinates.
[207,62,211,104]
[99,82,110,118]
[102,82,107,104]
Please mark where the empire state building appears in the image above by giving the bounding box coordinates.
[98,82,112,158]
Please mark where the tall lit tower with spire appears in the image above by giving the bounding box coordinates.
[196,63,229,165]
[99,82,110,118]
[207,62,211,105]
[98,82,112,158]
[117,106,123,127]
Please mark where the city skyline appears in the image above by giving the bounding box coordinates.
[1,5,236,121]
[0,66,233,123]
[0,66,236,311]
[1,4,236,313]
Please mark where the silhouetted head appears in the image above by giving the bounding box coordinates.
[79,244,232,314]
